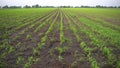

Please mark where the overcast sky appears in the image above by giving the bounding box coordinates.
[0,0,120,7]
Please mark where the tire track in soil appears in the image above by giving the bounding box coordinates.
[99,17,120,26]
[86,16,120,32]
[72,12,120,33]
[75,14,120,33]
[30,10,61,68]
[73,12,120,26]
[4,10,58,68]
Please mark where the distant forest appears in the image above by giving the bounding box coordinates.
[0,4,120,8]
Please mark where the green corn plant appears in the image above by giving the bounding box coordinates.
[14,35,20,40]
[55,46,69,55]
[41,36,47,43]
[88,57,99,68]
[16,42,22,48]
[91,61,99,68]
[102,47,115,64]
[64,37,72,46]
[84,47,91,53]
[8,46,15,54]
[24,56,33,68]
[55,47,64,55]
[33,58,40,63]
[16,57,24,65]
[23,11,59,68]
[65,11,101,68]
[79,57,84,62]
[1,53,6,59]
[80,42,86,48]
[37,43,44,50]
[116,61,120,68]
[26,34,31,40]
[29,24,35,29]
[74,50,83,62]
[60,11,65,45]
[34,11,57,33]
[33,48,40,56]
[58,55,64,62]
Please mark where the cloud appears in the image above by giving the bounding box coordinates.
[0,0,120,7]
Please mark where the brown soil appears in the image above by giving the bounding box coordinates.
[5,10,58,68]
[3,9,119,68]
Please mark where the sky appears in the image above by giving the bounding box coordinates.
[0,0,120,7]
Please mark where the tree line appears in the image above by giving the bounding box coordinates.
[0,4,120,8]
